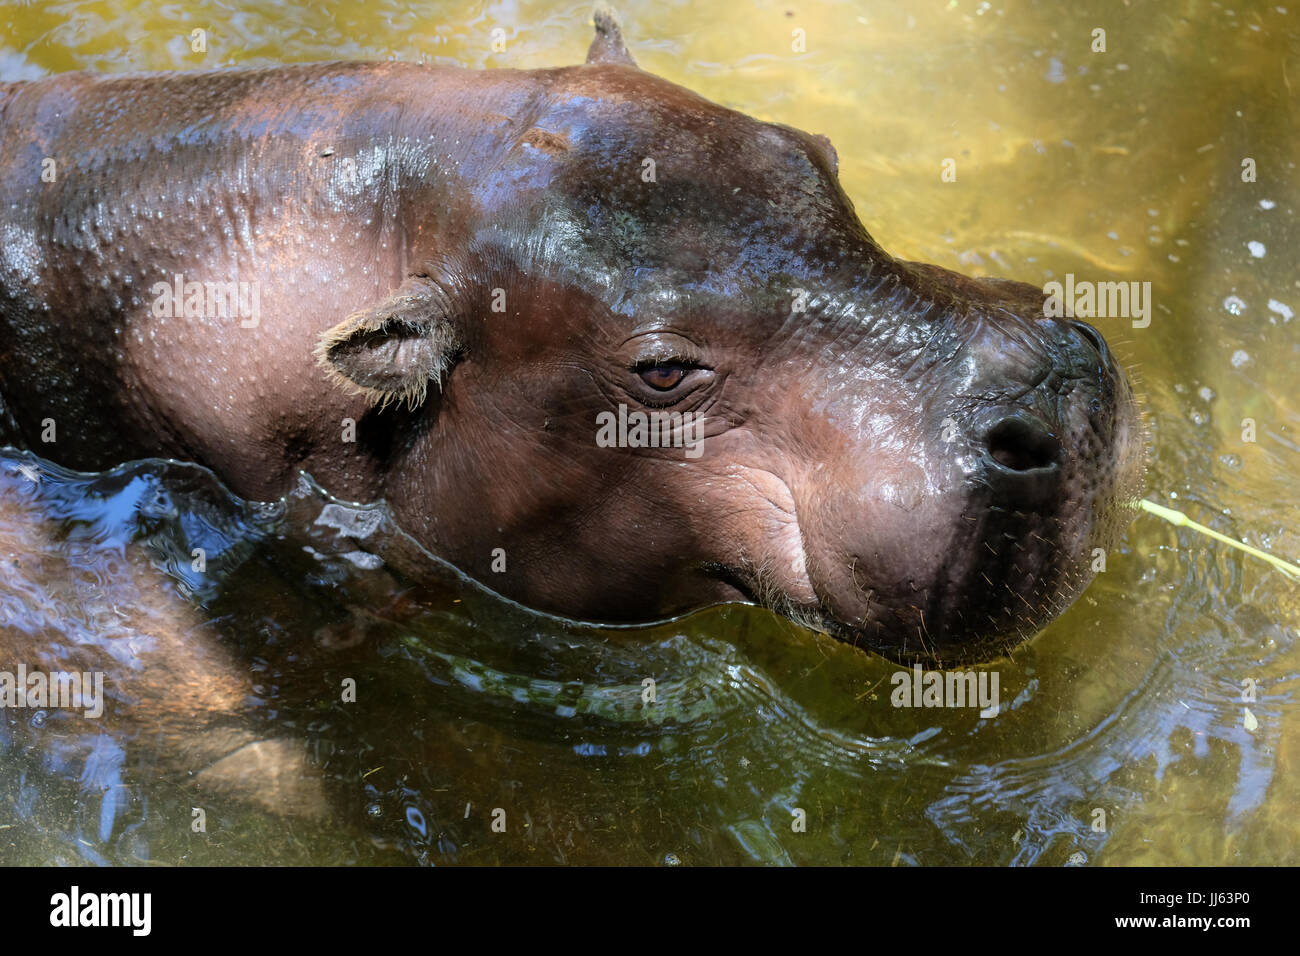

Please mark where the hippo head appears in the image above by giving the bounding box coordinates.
[318,12,1146,665]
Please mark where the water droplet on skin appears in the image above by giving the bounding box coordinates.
[1247,240,1266,258]
[1222,295,1247,315]
[1198,386,1215,402]
[1231,350,1251,367]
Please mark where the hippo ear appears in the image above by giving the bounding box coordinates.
[315,276,462,410]
[810,134,839,177]
[587,3,637,67]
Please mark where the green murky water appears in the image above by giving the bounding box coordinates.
[0,0,1296,865]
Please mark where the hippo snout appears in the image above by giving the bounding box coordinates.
[805,294,1146,665]
[768,260,1145,666]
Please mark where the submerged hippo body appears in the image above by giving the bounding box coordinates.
[0,12,1143,664]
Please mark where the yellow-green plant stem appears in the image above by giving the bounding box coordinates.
[1138,499,1299,580]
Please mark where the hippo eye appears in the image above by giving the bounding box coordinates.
[638,363,689,391]
[621,340,715,407]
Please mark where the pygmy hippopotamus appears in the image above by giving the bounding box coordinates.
[0,9,1145,665]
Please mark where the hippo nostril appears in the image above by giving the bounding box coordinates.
[1072,321,1102,352]
[985,416,1060,472]
[1070,320,1111,363]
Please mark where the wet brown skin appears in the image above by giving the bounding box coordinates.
[0,17,1145,665]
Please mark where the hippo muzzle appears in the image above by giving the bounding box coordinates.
[793,265,1145,664]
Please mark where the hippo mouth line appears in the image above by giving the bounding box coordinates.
[831,518,1083,666]
[711,535,1069,667]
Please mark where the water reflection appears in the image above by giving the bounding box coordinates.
[0,439,1293,865]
